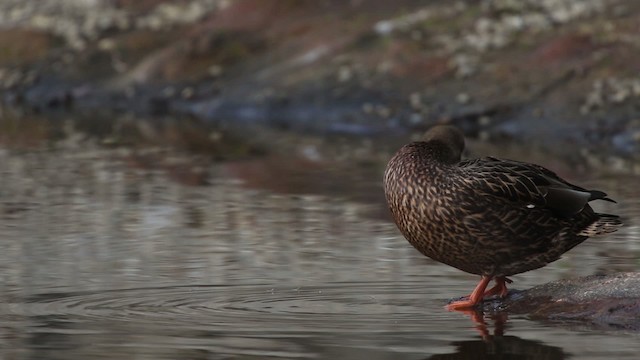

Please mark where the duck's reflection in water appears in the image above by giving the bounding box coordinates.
[426,335,567,360]
[428,310,567,360]
[456,309,508,339]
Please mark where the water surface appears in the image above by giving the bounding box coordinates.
[0,140,639,359]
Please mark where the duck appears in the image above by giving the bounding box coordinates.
[383,125,622,310]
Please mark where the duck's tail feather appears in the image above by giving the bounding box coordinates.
[588,190,617,203]
[578,214,622,237]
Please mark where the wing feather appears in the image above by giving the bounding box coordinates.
[459,157,611,217]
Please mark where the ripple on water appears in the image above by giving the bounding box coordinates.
[6,281,455,334]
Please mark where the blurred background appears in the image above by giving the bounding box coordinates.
[1,1,639,359]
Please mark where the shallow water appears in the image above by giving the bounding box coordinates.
[1,141,639,359]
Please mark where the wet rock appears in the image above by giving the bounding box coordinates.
[483,272,640,330]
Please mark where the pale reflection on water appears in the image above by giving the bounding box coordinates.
[0,143,639,359]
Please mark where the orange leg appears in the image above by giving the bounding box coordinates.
[482,276,511,298]
[446,275,492,311]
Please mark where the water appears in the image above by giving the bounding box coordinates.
[0,138,639,359]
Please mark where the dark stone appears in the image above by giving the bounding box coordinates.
[481,272,640,331]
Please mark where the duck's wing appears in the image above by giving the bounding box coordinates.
[459,157,614,217]
[491,157,615,202]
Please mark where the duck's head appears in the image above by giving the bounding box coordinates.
[421,125,465,163]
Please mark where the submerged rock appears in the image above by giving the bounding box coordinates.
[482,272,640,330]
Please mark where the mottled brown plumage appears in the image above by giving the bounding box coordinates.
[383,125,622,310]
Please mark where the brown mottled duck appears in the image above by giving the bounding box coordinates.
[383,125,622,310]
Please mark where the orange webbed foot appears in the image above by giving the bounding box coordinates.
[446,275,492,311]
[447,276,512,311]
[446,299,481,311]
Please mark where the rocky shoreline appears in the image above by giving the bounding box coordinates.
[1,0,639,172]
